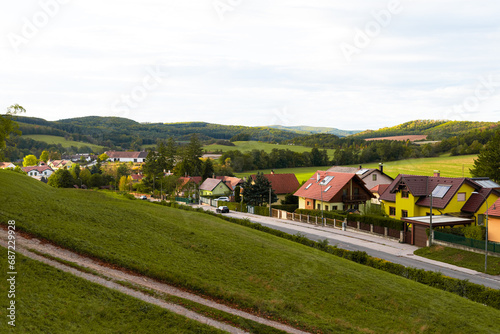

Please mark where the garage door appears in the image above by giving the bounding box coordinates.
[413,224,428,247]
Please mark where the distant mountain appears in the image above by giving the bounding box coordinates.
[266,125,362,137]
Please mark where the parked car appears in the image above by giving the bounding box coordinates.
[140,195,148,200]
[216,206,229,213]
[217,197,230,202]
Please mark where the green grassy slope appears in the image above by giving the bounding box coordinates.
[22,134,104,151]
[0,171,499,333]
[204,141,336,157]
[0,247,224,334]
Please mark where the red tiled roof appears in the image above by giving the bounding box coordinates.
[294,171,373,201]
[250,173,300,194]
[0,162,15,169]
[216,176,243,191]
[370,184,390,195]
[487,198,500,217]
[22,166,53,173]
[178,176,203,188]
[131,174,144,181]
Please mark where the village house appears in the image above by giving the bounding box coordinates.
[294,171,374,212]
[327,164,394,192]
[177,176,202,198]
[48,159,73,170]
[22,165,54,179]
[105,151,148,163]
[250,172,300,203]
[199,178,233,198]
[487,198,500,243]
[0,162,15,169]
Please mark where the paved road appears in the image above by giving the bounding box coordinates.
[196,205,500,289]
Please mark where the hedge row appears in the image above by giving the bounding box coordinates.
[271,204,299,212]
[294,209,404,231]
[156,201,500,310]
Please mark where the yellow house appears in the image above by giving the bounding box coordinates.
[380,174,500,223]
[487,198,500,243]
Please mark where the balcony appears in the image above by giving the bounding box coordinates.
[342,194,370,204]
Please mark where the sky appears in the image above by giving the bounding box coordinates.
[1,0,499,131]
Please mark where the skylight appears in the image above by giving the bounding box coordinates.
[356,169,370,175]
[305,183,312,189]
[431,185,452,198]
[474,180,500,189]
[319,176,334,186]
[324,185,332,192]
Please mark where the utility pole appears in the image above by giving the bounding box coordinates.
[429,193,433,246]
[269,187,272,217]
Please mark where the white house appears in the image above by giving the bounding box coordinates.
[22,165,54,179]
[105,151,148,163]
[0,162,15,169]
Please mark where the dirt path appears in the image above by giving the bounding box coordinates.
[0,229,309,334]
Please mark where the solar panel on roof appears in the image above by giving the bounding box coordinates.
[320,176,334,185]
[475,180,500,188]
[356,169,370,175]
[431,185,452,198]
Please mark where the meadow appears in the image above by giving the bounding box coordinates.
[0,170,499,333]
[22,134,104,152]
[204,141,336,157]
[0,247,223,334]
[236,154,478,182]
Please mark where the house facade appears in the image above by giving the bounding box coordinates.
[22,165,54,179]
[294,171,374,212]
[105,151,148,163]
[177,176,202,198]
[380,173,500,223]
[48,160,73,170]
[199,178,232,198]
[487,198,500,243]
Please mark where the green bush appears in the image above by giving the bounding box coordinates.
[463,225,485,241]
[271,204,298,212]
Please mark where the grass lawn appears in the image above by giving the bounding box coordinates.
[236,154,478,183]
[414,245,500,276]
[204,141,336,158]
[1,170,499,333]
[0,247,224,334]
[22,134,104,152]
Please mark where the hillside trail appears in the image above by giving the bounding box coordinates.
[0,228,309,334]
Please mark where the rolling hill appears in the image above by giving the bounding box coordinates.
[1,170,499,333]
[267,125,361,137]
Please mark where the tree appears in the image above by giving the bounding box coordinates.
[470,131,500,183]
[40,150,49,163]
[98,153,109,162]
[234,186,241,203]
[176,134,203,176]
[119,175,133,191]
[165,137,177,172]
[242,172,277,207]
[201,158,214,180]
[48,169,75,188]
[79,168,91,187]
[70,164,81,180]
[23,154,38,167]
[0,104,25,159]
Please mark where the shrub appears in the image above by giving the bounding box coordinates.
[463,225,485,241]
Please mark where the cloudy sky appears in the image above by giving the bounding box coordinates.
[1,0,499,130]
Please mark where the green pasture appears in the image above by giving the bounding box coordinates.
[0,247,223,334]
[0,170,499,333]
[204,141,336,157]
[22,134,104,152]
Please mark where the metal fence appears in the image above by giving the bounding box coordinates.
[434,231,500,254]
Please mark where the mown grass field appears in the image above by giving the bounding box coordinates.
[204,141,336,157]
[1,170,499,333]
[236,154,478,182]
[22,134,104,152]
[0,247,223,334]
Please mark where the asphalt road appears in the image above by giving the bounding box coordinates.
[200,206,500,289]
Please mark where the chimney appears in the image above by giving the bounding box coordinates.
[358,165,362,170]
[379,163,384,173]
[434,170,440,177]
[271,170,274,175]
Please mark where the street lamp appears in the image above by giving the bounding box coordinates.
[472,191,489,273]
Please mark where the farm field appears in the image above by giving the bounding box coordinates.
[22,134,104,152]
[236,154,478,182]
[1,170,499,333]
[203,141,336,157]
[0,247,223,334]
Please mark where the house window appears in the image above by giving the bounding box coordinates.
[478,214,485,226]
[372,174,377,181]
[307,201,310,206]
[134,159,137,162]
[325,205,329,211]
[389,207,396,216]
[401,210,408,218]
[401,190,409,198]
[332,206,338,211]
[457,192,466,202]
[317,203,321,210]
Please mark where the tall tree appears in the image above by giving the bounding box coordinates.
[23,154,38,167]
[201,158,214,180]
[242,172,277,207]
[39,150,49,163]
[165,137,177,172]
[470,131,500,183]
[0,104,25,159]
[176,134,203,176]
[48,169,75,188]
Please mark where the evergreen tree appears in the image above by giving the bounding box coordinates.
[201,158,215,180]
[48,169,75,188]
[470,131,500,183]
[242,172,277,206]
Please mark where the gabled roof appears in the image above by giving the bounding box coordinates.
[327,166,393,181]
[487,198,500,217]
[294,171,373,201]
[106,151,148,159]
[22,166,53,173]
[216,176,243,191]
[370,184,390,196]
[179,176,203,188]
[250,173,300,194]
[0,162,15,169]
[461,188,500,213]
[199,178,230,192]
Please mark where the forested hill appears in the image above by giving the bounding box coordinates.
[353,120,499,140]
[13,116,305,148]
[267,125,361,137]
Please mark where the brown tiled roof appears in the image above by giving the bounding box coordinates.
[106,151,148,159]
[461,188,500,213]
[294,171,373,201]
[250,173,300,194]
[487,198,500,217]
